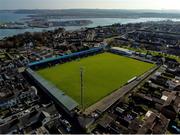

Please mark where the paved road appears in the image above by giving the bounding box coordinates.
[84,66,160,115]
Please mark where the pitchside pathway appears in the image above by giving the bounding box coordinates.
[84,65,160,115]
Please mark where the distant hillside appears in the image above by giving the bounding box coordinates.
[8,9,180,19]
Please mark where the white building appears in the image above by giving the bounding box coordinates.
[110,47,134,56]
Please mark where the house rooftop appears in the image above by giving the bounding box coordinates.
[137,111,170,134]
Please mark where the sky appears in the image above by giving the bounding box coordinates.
[0,0,180,10]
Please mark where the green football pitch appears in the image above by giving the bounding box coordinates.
[37,52,154,108]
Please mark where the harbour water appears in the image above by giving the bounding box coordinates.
[1,12,180,39]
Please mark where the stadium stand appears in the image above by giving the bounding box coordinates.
[25,68,79,116]
[28,47,104,69]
